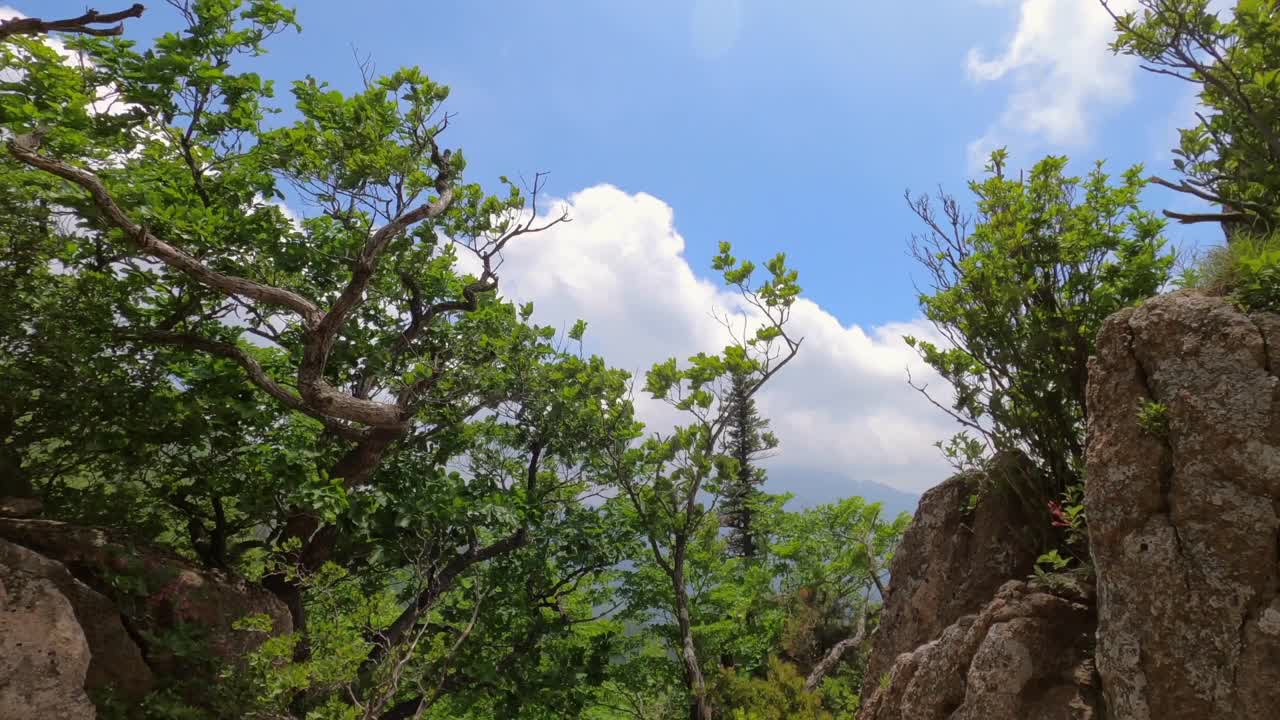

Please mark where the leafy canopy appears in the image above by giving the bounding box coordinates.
[1105,0,1280,234]
[905,151,1173,492]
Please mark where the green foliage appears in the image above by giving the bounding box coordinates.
[1,6,901,714]
[905,151,1173,493]
[613,244,806,718]
[1035,549,1072,574]
[934,432,986,475]
[774,498,909,602]
[0,3,1133,719]
[1184,232,1280,312]
[1055,483,1088,548]
[1031,549,1074,590]
[1108,0,1280,232]
[1137,400,1171,438]
[1030,545,1092,594]
[1177,228,1280,298]
[721,370,778,558]
[713,659,834,720]
[1235,242,1280,312]
[1,3,642,717]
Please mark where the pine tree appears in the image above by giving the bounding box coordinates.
[722,370,776,558]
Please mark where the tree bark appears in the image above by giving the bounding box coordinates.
[0,4,143,40]
[804,607,867,692]
[672,546,712,720]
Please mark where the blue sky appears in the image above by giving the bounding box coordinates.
[27,0,1219,322]
[16,0,1224,498]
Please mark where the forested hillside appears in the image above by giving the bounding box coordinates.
[1,2,1278,719]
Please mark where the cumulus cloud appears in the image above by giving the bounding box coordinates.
[965,0,1139,169]
[490,185,958,495]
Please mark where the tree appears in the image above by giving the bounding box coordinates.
[904,151,1173,494]
[613,243,802,720]
[1,3,639,714]
[1103,0,1280,236]
[3,4,920,718]
[773,498,909,693]
[4,0,567,625]
[720,369,777,559]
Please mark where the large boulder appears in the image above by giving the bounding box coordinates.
[863,453,1043,685]
[1,542,97,720]
[0,537,153,703]
[1086,291,1280,719]
[0,518,291,707]
[859,580,1101,720]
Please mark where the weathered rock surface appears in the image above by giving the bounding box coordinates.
[0,518,291,675]
[1086,291,1280,719]
[864,453,1043,685]
[1,542,97,720]
[860,580,1101,720]
[0,518,292,713]
[0,537,153,703]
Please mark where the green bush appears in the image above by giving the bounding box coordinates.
[713,658,836,720]
[905,151,1172,495]
[1190,233,1280,312]
[1236,246,1280,313]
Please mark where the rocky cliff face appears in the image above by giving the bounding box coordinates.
[859,579,1100,720]
[1086,292,1280,719]
[864,292,1280,720]
[859,454,1084,720]
[863,453,1043,686]
[0,518,291,717]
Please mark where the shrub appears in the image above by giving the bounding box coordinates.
[1187,233,1280,313]
[905,151,1172,496]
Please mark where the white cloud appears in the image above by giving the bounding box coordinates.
[966,0,1139,169]
[492,185,958,494]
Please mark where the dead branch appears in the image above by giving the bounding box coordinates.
[0,4,144,40]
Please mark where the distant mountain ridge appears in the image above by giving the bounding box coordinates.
[764,467,921,519]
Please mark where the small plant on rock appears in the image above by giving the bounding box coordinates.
[1137,400,1170,438]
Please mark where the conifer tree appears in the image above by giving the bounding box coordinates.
[721,369,777,558]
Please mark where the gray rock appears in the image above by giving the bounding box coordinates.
[0,548,96,720]
[860,580,1100,720]
[1086,291,1280,719]
[863,452,1043,686]
[0,538,153,703]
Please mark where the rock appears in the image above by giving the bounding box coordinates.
[1086,291,1280,719]
[0,538,153,703]
[0,496,42,518]
[0,519,291,690]
[863,452,1044,686]
[1,545,96,720]
[860,580,1100,720]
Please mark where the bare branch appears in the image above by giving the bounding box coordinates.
[0,4,144,40]
[804,604,868,692]
[1162,209,1252,225]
